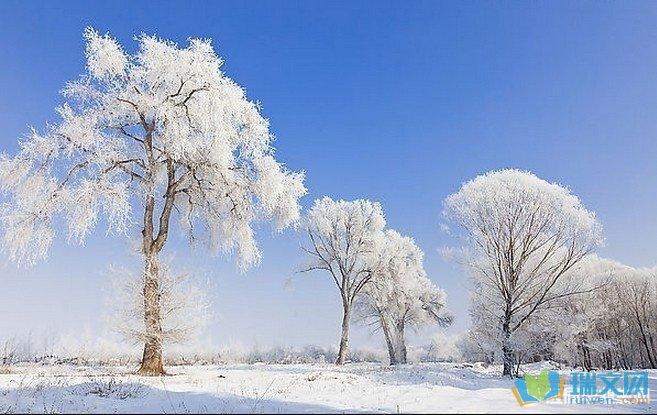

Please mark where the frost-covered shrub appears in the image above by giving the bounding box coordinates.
[74,377,146,399]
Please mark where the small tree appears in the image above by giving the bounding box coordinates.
[300,197,385,365]
[0,28,305,375]
[443,169,602,376]
[110,261,210,348]
[357,230,451,364]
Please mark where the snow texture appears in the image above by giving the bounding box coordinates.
[0,363,653,413]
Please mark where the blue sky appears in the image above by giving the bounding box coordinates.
[1,1,657,351]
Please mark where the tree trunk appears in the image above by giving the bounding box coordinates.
[392,340,407,364]
[379,313,397,365]
[501,313,515,377]
[395,320,407,364]
[137,251,165,375]
[502,343,515,377]
[635,312,657,369]
[336,303,351,365]
[582,344,592,371]
[647,331,657,368]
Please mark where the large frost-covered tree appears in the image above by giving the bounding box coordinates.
[356,230,451,364]
[443,169,602,376]
[300,197,385,365]
[0,28,306,375]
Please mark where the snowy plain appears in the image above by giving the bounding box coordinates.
[0,362,654,413]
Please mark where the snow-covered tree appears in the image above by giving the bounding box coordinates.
[0,28,306,375]
[619,268,657,368]
[443,169,603,376]
[356,230,451,364]
[553,262,657,370]
[460,253,657,372]
[300,197,385,364]
[549,256,623,370]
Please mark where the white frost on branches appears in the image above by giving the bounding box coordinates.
[0,27,306,269]
[443,169,603,375]
[301,197,386,364]
[84,27,128,80]
[356,230,452,364]
[302,197,386,291]
[301,198,450,365]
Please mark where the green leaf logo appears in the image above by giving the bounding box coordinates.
[524,370,551,401]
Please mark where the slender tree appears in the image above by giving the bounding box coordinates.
[300,197,385,365]
[0,28,305,375]
[617,268,657,369]
[357,230,451,364]
[443,169,602,376]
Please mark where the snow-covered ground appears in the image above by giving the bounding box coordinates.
[0,362,654,413]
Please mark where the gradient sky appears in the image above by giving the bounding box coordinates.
[1,1,657,353]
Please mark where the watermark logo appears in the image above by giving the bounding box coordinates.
[567,371,650,406]
[512,370,564,406]
[512,370,650,407]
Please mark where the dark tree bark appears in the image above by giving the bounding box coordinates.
[501,312,515,377]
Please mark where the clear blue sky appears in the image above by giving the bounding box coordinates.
[1,1,657,352]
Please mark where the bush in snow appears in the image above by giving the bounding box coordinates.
[74,377,146,400]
